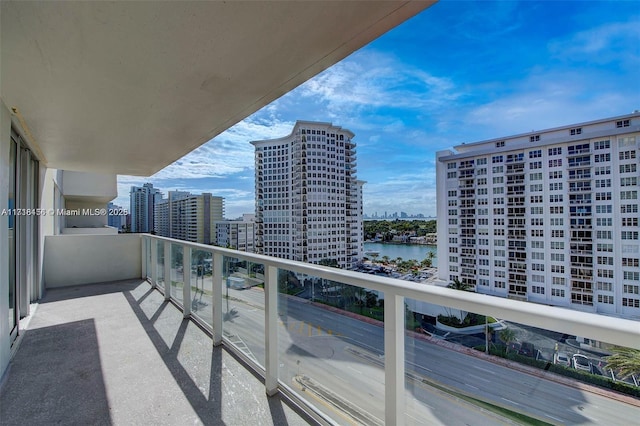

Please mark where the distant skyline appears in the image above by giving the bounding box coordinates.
[113,1,640,219]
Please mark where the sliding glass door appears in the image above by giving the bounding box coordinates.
[8,132,39,343]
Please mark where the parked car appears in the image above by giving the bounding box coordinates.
[554,352,571,367]
[507,342,521,354]
[518,341,536,358]
[572,354,591,371]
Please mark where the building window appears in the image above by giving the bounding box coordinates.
[496,141,505,148]
[570,127,582,135]
[594,140,610,150]
[620,150,637,160]
[598,295,614,304]
[616,119,630,128]
[530,134,541,142]
[548,147,562,155]
[622,298,640,308]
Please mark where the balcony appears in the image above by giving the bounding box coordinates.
[3,234,640,425]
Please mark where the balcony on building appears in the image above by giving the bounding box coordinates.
[2,2,640,425]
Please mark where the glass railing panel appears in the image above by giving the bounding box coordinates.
[403,297,639,424]
[156,239,164,289]
[222,256,265,367]
[277,269,385,425]
[170,243,183,305]
[190,249,213,327]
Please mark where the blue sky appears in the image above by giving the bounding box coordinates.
[114,0,640,219]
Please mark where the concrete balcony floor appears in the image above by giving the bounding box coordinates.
[0,280,314,426]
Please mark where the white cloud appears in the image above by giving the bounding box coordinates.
[297,51,460,116]
[549,20,640,63]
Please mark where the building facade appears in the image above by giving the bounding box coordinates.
[252,121,364,269]
[154,191,224,244]
[437,112,640,319]
[129,183,162,233]
[107,202,124,231]
[215,214,256,252]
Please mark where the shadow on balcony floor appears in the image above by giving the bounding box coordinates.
[0,279,315,426]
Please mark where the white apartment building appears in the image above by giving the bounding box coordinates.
[251,121,364,269]
[154,191,224,244]
[130,183,162,233]
[437,112,640,320]
[215,214,256,252]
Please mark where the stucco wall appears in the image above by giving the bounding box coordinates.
[44,234,141,288]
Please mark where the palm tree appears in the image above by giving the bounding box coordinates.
[499,328,516,346]
[381,255,390,264]
[427,251,435,260]
[605,347,640,380]
[447,278,473,291]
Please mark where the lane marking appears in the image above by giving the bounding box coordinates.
[501,397,522,407]
[545,414,564,422]
[472,366,493,373]
[467,373,490,383]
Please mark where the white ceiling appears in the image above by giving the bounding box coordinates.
[2,1,434,176]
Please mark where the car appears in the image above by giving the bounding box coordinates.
[507,342,521,354]
[554,352,571,367]
[572,354,591,371]
[518,341,536,357]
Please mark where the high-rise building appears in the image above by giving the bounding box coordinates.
[129,183,162,233]
[436,112,640,319]
[107,202,124,231]
[252,121,364,269]
[154,191,224,244]
[215,214,256,252]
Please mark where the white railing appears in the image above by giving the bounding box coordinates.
[141,234,640,426]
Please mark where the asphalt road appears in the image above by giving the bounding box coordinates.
[165,269,639,425]
[217,286,639,425]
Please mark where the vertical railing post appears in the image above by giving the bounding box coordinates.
[385,293,405,426]
[150,238,158,288]
[183,245,192,318]
[164,241,171,300]
[264,264,279,396]
[140,236,147,279]
[212,251,223,346]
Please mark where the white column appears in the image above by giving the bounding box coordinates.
[212,251,223,346]
[150,238,157,288]
[140,236,147,279]
[164,241,171,300]
[183,245,191,318]
[385,293,405,425]
[265,265,278,396]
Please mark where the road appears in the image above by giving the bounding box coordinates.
[165,270,639,424]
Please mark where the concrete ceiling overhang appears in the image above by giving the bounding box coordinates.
[1,1,434,176]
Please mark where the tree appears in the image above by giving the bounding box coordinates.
[499,328,516,346]
[427,251,435,260]
[605,347,640,380]
[447,278,473,291]
[319,258,339,268]
[446,278,474,322]
[381,255,390,264]
[421,258,432,268]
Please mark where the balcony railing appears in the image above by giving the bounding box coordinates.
[138,234,639,425]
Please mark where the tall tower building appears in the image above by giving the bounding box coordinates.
[154,191,224,244]
[436,112,640,320]
[252,121,364,269]
[130,183,162,233]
